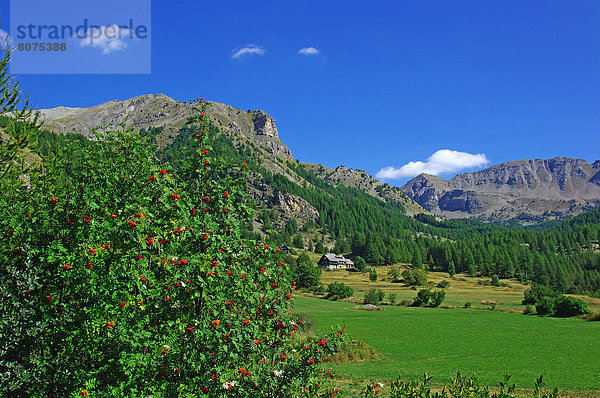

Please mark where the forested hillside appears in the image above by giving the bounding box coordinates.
[22,114,600,298]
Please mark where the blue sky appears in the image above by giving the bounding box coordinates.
[1,0,599,184]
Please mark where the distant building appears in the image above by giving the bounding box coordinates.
[279,244,290,254]
[318,253,354,269]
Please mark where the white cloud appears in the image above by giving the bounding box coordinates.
[231,44,266,59]
[77,25,131,54]
[298,46,319,55]
[0,29,10,49]
[376,149,490,179]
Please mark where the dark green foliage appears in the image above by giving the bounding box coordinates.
[468,263,477,277]
[522,284,557,305]
[293,253,322,289]
[411,250,423,268]
[284,219,298,235]
[353,256,367,272]
[402,268,428,286]
[369,268,378,281]
[314,241,325,254]
[414,289,445,307]
[333,237,350,254]
[388,293,397,303]
[437,280,450,289]
[526,284,589,318]
[553,296,590,318]
[491,274,501,287]
[448,261,456,276]
[536,296,556,316]
[327,282,354,300]
[292,233,304,249]
[364,289,385,305]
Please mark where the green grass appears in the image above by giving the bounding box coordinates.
[293,295,600,392]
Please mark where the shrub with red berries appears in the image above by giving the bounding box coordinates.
[0,99,345,397]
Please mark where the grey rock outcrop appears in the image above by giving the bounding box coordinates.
[273,192,319,225]
[401,157,600,224]
[38,94,292,158]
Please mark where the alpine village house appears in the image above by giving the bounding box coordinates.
[318,253,354,270]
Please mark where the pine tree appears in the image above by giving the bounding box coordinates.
[412,250,423,268]
[448,261,456,276]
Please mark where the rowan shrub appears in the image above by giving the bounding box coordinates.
[0,100,346,397]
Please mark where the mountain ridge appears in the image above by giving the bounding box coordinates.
[401,157,600,225]
[37,93,600,227]
[36,93,427,230]
[38,93,293,158]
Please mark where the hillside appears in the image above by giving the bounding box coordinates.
[26,94,600,299]
[38,94,293,158]
[36,94,428,236]
[303,163,424,216]
[401,158,600,226]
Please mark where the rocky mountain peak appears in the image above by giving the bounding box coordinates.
[38,94,292,158]
[401,157,600,225]
[250,111,279,138]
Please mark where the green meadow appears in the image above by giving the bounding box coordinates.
[293,295,600,394]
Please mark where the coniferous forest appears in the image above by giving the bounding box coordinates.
[25,118,600,299]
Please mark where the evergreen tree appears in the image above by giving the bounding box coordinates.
[411,250,423,268]
[448,261,456,276]
[315,241,325,254]
[295,253,321,289]
[354,256,367,272]
[369,268,378,281]
[292,233,304,249]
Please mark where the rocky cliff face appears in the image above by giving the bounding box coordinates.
[39,94,292,158]
[401,157,600,224]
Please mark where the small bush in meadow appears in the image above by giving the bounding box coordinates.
[402,268,428,286]
[491,274,501,287]
[327,282,354,300]
[437,280,450,288]
[369,268,378,281]
[414,289,445,307]
[536,296,556,316]
[364,289,385,305]
[387,293,397,303]
[553,295,590,318]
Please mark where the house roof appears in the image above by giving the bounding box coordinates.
[320,253,354,265]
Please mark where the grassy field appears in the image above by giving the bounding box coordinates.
[293,295,600,395]
[316,266,600,314]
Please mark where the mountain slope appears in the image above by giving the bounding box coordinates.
[39,94,292,158]
[303,163,424,216]
[37,94,427,232]
[401,158,600,225]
